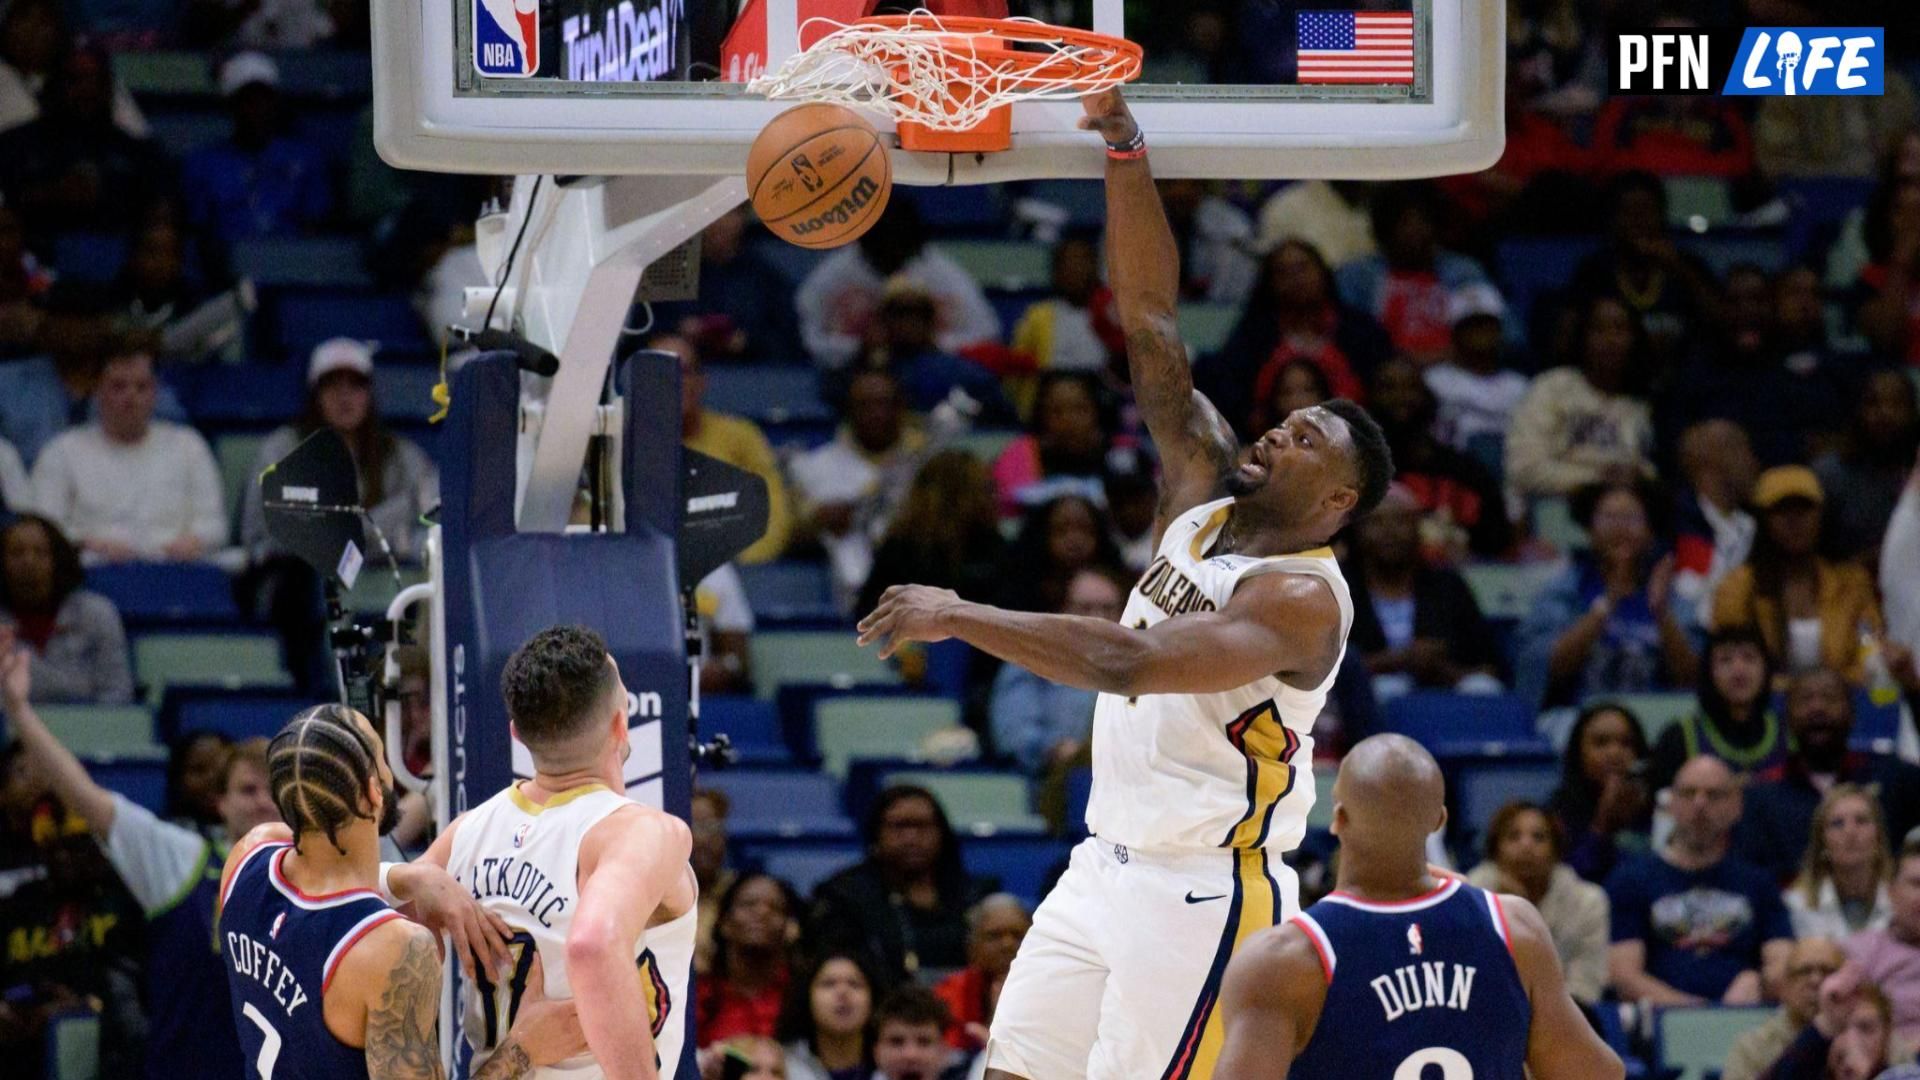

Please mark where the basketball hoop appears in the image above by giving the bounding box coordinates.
[748,9,1143,153]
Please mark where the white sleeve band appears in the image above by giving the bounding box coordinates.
[377,861,401,906]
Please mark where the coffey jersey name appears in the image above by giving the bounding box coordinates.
[468,855,569,927]
[1370,961,1479,1022]
[225,931,312,1017]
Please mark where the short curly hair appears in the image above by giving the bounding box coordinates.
[1320,398,1394,524]
[501,625,620,752]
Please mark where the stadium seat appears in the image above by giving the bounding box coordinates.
[1021,179,1105,230]
[702,696,790,765]
[269,50,375,100]
[87,562,240,625]
[963,834,1072,905]
[951,429,1021,464]
[1460,562,1560,622]
[1063,766,1091,836]
[814,696,964,777]
[177,365,305,426]
[1453,757,1562,854]
[340,567,429,616]
[884,769,1046,834]
[112,51,216,97]
[1852,690,1901,752]
[52,232,130,284]
[738,562,837,623]
[1178,304,1240,356]
[1379,692,1542,758]
[703,367,832,426]
[703,770,855,840]
[36,705,160,761]
[746,843,861,897]
[45,1008,100,1080]
[1664,176,1736,229]
[134,633,291,708]
[748,632,899,700]
[216,433,269,524]
[172,695,321,742]
[374,366,447,422]
[1587,691,1696,746]
[749,238,831,288]
[900,184,1009,232]
[1680,231,1790,278]
[1655,1006,1775,1080]
[231,236,374,290]
[943,240,1053,291]
[1494,236,1603,327]
[1306,762,1338,829]
[275,293,431,359]
[1531,497,1587,551]
[90,759,168,816]
[145,110,231,157]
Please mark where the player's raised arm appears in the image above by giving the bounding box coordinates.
[568,806,694,1080]
[386,816,516,981]
[1216,923,1327,1076]
[1082,89,1238,536]
[1504,895,1625,1080]
[0,631,119,832]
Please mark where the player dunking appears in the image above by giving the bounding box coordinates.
[857,88,1394,1079]
[218,704,585,1079]
[1216,735,1623,1080]
[413,625,700,1080]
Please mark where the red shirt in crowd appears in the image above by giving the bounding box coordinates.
[932,966,993,1052]
[695,966,789,1045]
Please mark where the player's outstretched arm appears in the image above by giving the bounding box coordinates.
[1082,89,1238,538]
[1217,924,1326,1077]
[1504,895,1624,1080]
[568,807,693,1080]
[859,570,1339,695]
[386,817,516,981]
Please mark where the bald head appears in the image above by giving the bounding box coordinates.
[1332,734,1447,859]
[1669,755,1742,849]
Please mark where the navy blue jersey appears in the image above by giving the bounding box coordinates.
[218,843,404,1080]
[151,850,247,1080]
[1288,879,1530,1080]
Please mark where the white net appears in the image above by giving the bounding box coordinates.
[747,8,1139,132]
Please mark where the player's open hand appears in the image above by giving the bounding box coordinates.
[856,584,963,659]
[1078,88,1138,144]
[506,954,589,1066]
[388,861,514,981]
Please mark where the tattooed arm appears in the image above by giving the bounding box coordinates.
[335,922,446,1080]
[1082,89,1239,543]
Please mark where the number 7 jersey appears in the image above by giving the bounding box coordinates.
[447,782,696,1079]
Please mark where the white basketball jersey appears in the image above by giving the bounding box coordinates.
[447,783,695,1080]
[1084,497,1353,852]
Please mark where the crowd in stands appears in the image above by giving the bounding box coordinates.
[0,0,1919,1078]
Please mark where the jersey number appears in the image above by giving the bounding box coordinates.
[1394,1046,1473,1079]
[474,931,539,1050]
[240,1002,282,1079]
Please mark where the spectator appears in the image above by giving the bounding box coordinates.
[0,0,146,137]
[989,567,1123,774]
[1739,669,1920,888]
[857,451,1005,617]
[651,207,801,364]
[1368,355,1513,561]
[693,563,755,695]
[1568,171,1721,363]
[1505,295,1658,505]
[0,201,51,364]
[1834,838,1920,1050]
[1782,785,1895,942]
[1590,92,1754,178]
[1194,238,1391,436]
[1711,466,1884,684]
[1515,479,1697,708]
[810,785,987,983]
[1755,71,1917,179]
[932,894,1030,1053]
[1343,484,1501,694]
[1827,129,1920,290]
[692,788,739,976]
[698,872,800,1045]
[788,367,927,609]
[667,332,794,563]
[1240,357,1336,442]
[858,283,1016,427]
[47,218,239,367]
[30,350,225,563]
[0,514,132,704]
[162,729,233,835]
[868,986,958,1080]
[1103,447,1156,573]
[1814,369,1920,562]
[1550,702,1655,884]
[0,346,190,468]
[779,949,881,1080]
[1009,233,1119,375]
[1504,0,1605,118]
[390,645,432,780]
[994,494,1123,616]
[2,658,278,1080]
[1885,453,1920,754]
[1606,755,1794,1006]
[990,373,1115,518]
[1672,420,1759,628]
[1334,183,1495,364]
[1157,178,1257,304]
[0,44,170,240]
[180,53,333,245]
[1464,801,1610,1005]
[796,202,999,370]
[712,1035,790,1080]
[1723,937,1849,1080]
[1647,626,1785,792]
[1853,172,1920,365]
[1424,283,1530,458]
[1769,266,1855,459]
[1255,180,1375,267]
[1760,980,1899,1080]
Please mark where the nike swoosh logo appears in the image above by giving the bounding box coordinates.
[1185,892,1227,904]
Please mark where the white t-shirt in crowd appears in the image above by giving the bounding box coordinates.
[31,422,228,557]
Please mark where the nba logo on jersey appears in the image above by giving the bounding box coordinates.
[1407,923,1423,955]
[269,912,286,940]
[512,822,531,848]
[474,0,539,77]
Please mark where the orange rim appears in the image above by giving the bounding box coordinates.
[850,14,1143,90]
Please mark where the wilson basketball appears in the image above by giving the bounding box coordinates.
[748,104,892,250]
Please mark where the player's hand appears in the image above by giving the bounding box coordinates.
[504,954,588,1067]
[856,584,962,659]
[1078,88,1139,145]
[388,862,514,980]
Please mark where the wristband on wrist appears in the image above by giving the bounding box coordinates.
[377,861,401,906]
[1105,127,1146,159]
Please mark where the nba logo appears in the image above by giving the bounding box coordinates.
[475,0,540,78]
[270,912,286,940]
[1407,923,1423,955]
[512,822,532,849]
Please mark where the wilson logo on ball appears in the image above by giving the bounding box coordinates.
[789,175,883,237]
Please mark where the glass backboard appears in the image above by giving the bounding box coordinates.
[373,0,1502,181]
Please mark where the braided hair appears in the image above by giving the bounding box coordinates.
[267,704,381,854]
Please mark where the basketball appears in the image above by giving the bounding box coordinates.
[747,104,893,250]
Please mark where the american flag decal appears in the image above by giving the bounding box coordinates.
[1297,10,1415,84]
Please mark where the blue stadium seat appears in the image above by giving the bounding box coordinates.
[1063,767,1092,837]
[749,238,832,287]
[1679,230,1788,278]
[269,51,375,100]
[1853,690,1901,752]
[172,695,323,743]
[176,365,306,426]
[88,758,168,816]
[900,184,1010,233]
[275,293,431,359]
[746,843,861,898]
[87,563,240,624]
[703,367,832,425]
[703,770,855,840]
[1021,179,1105,230]
[1379,692,1544,758]
[701,696,790,765]
[52,232,130,284]
[1656,1006,1775,1080]
[987,288,1047,339]
[145,110,230,157]
[1494,236,1603,328]
[375,366,448,422]
[231,236,375,290]
[1452,756,1561,855]
[738,562,837,623]
[963,835,1071,906]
